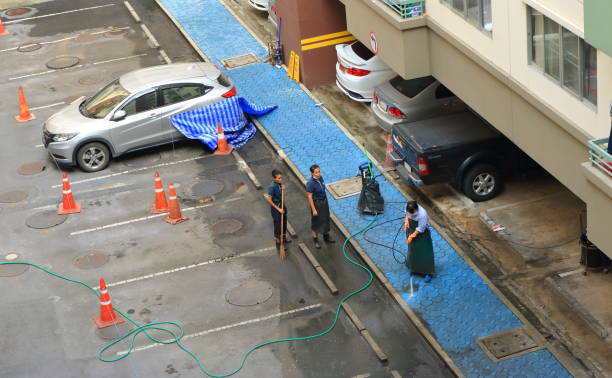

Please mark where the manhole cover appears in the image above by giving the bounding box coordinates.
[327,176,362,200]
[78,74,105,85]
[95,323,132,340]
[220,53,259,69]
[211,218,243,234]
[5,7,30,16]
[477,326,540,361]
[226,281,273,306]
[74,33,100,43]
[103,27,127,38]
[17,43,42,53]
[184,179,224,199]
[17,161,47,175]
[46,56,80,70]
[123,152,162,167]
[0,190,28,203]
[26,210,68,229]
[0,254,29,277]
[74,252,109,269]
[64,95,82,104]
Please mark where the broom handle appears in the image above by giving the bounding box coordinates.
[280,185,285,246]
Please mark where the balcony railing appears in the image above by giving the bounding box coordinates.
[588,138,612,178]
[380,0,425,19]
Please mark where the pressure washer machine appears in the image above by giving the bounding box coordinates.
[357,162,384,215]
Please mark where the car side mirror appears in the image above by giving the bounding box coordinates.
[112,110,127,121]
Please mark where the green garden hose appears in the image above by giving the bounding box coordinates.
[0,215,378,377]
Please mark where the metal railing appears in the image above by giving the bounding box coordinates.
[380,0,425,19]
[588,138,612,178]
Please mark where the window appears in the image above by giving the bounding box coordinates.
[122,91,158,116]
[435,84,455,99]
[528,6,598,106]
[82,79,131,119]
[161,85,207,106]
[390,75,436,98]
[441,0,492,32]
[350,41,375,61]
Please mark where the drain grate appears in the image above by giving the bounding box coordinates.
[46,56,80,70]
[17,43,42,53]
[476,326,541,361]
[17,161,47,175]
[220,53,259,70]
[74,252,109,269]
[183,179,224,199]
[211,218,243,235]
[327,176,362,200]
[0,190,28,203]
[0,253,29,277]
[5,7,30,16]
[226,281,273,306]
[26,210,67,229]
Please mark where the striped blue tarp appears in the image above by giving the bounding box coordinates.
[170,97,277,150]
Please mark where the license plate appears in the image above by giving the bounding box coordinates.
[404,162,412,173]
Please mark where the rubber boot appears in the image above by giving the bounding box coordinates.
[313,237,321,249]
[323,233,336,243]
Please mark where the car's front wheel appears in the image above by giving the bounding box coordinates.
[462,163,502,202]
[76,142,111,172]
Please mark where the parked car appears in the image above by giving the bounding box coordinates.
[335,40,395,102]
[267,0,277,28]
[43,63,235,172]
[371,75,466,132]
[390,111,532,202]
[247,0,268,12]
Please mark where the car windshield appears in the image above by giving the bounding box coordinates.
[390,75,436,98]
[81,79,131,119]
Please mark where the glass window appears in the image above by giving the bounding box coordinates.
[530,10,545,70]
[350,41,375,61]
[435,84,455,99]
[441,0,491,32]
[467,0,480,24]
[452,0,465,12]
[161,85,205,106]
[583,43,597,105]
[390,75,436,98]
[81,79,131,119]
[122,91,158,116]
[482,0,492,31]
[544,18,560,80]
[562,28,580,94]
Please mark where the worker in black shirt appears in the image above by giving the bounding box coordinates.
[265,170,291,257]
[306,164,335,249]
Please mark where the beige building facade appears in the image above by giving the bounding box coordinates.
[340,0,612,257]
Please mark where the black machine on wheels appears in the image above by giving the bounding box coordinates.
[358,162,384,215]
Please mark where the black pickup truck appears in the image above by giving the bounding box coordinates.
[390,111,528,202]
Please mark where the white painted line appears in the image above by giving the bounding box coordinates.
[93,53,148,65]
[100,247,275,289]
[0,27,131,53]
[116,304,323,355]
[123,1,141,23]
[29,102,65,111]
[34,144,44,148]
[69,197,240,236]
[4,4,116,24]
[51,155,209,188]
[159,49,172,64]
[140,24,160,48]
[558,269,582,278]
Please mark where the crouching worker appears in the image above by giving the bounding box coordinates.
[405,201,435,282]
[265,170,292,257]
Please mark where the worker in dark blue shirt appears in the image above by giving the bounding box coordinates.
[265,169,291,257]
[306,164,335,249]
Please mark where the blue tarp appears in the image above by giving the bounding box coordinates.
[170,97,277,150]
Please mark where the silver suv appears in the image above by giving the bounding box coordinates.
[43,63,235,172]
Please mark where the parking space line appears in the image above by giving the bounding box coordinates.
[69,197,240,236]
[116,303,323,355]
[29,102,65,111]
[9,67,84,81]
[4,4,116,24]
[102,247,275,289]
[0,27,131,53]
[51,155,212,188]
[92,53,148,65]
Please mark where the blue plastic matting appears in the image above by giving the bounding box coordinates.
[160,0,570,376]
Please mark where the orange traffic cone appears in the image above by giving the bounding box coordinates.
[58,172,81,214]
[0,19,9,36]
[92,278,125,329]
[151,171,169,214]
[214,123,233,155]
[15,87,36,123]
[164,182,188,224]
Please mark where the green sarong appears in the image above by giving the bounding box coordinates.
[406,220,435,275]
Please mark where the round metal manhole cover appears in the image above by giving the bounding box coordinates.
[184,179,224,199]
[0,254,29,277]
[17,161,47,175]
[78,74,105,86]
[95,323,132,340]
[73,252,109,269]
[26,210,68,229]
[211,218,243,235]
[46,56,80,70]
[103,28,127,38]
[5,7,30,16]
[74,33,100,43]
[17,43,42,53]
[226,282,273,307]
[122,152,162,167]
[0,190,28,203]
